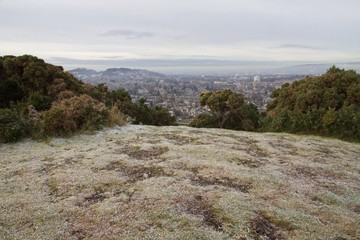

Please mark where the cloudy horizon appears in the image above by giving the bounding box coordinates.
[1,0,359,73]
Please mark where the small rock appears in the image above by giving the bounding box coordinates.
[138,226,146,231]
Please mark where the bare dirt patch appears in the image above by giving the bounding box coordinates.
[353,205,360,214]
[268,139,298,155]
[81,192,106,206]
[231,157,266,168]
[161,133,200,145]
[191,175,252,193]
[98,160,125,171]
[177,195,224,232]
[120,165,173,183]
[119,145,169,160]
[250,212,286,240]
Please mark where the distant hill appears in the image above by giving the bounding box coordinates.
[1,125,359,239]
[278,62,360,74]
[68,68,99,79]
[69,67,166,81]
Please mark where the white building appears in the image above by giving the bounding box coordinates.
[254,76,261,83]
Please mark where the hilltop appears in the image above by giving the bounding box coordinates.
[1,125,359,239]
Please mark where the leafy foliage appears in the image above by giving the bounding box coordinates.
[190,89,260,131]
[264,66,360,141]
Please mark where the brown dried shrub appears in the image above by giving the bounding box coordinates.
[108,106,126,126]
[41,94,108,135]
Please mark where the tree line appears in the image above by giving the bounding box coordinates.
[191,66,360,141]
[1,55,359,143]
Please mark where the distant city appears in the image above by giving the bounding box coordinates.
[70,68,308,124]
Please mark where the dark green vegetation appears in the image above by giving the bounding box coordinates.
[1,55,359,143]
[0,55,175,143]
[264,66,360,141]
[191,67,360,142]
[189,89,260,131]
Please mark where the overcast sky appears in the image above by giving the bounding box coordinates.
[1,0,359,72]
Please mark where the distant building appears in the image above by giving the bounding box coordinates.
[254,76,261,83]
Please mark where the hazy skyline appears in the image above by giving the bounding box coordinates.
[1,0,360,73]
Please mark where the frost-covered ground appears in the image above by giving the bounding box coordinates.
[1,125,359,239]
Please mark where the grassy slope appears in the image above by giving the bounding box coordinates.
[0,125,359,240]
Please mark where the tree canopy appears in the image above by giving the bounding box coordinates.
[190,89,260,131]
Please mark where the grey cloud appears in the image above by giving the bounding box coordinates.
[99,29,156,39]
[99,29,186,40]
[271,44,326,50]
[166,34,187,40]
[101,56,125,59]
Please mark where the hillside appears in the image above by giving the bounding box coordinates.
[1,125,359,239]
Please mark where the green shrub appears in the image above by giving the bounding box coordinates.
[131,98,176,126]
[264,66,360,141]
[0,108,30,143]
[29,91,53,111]
[189,114,217,128]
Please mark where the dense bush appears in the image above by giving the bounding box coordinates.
[107,90,176,126]
[130,98,177,126]
[263,66,360,141]
[29,91,53,111]
[190,89,260,131]
[0,55,175,142]
[0,108,31,143]
[42,94,108,135]
[0,79,24,108]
